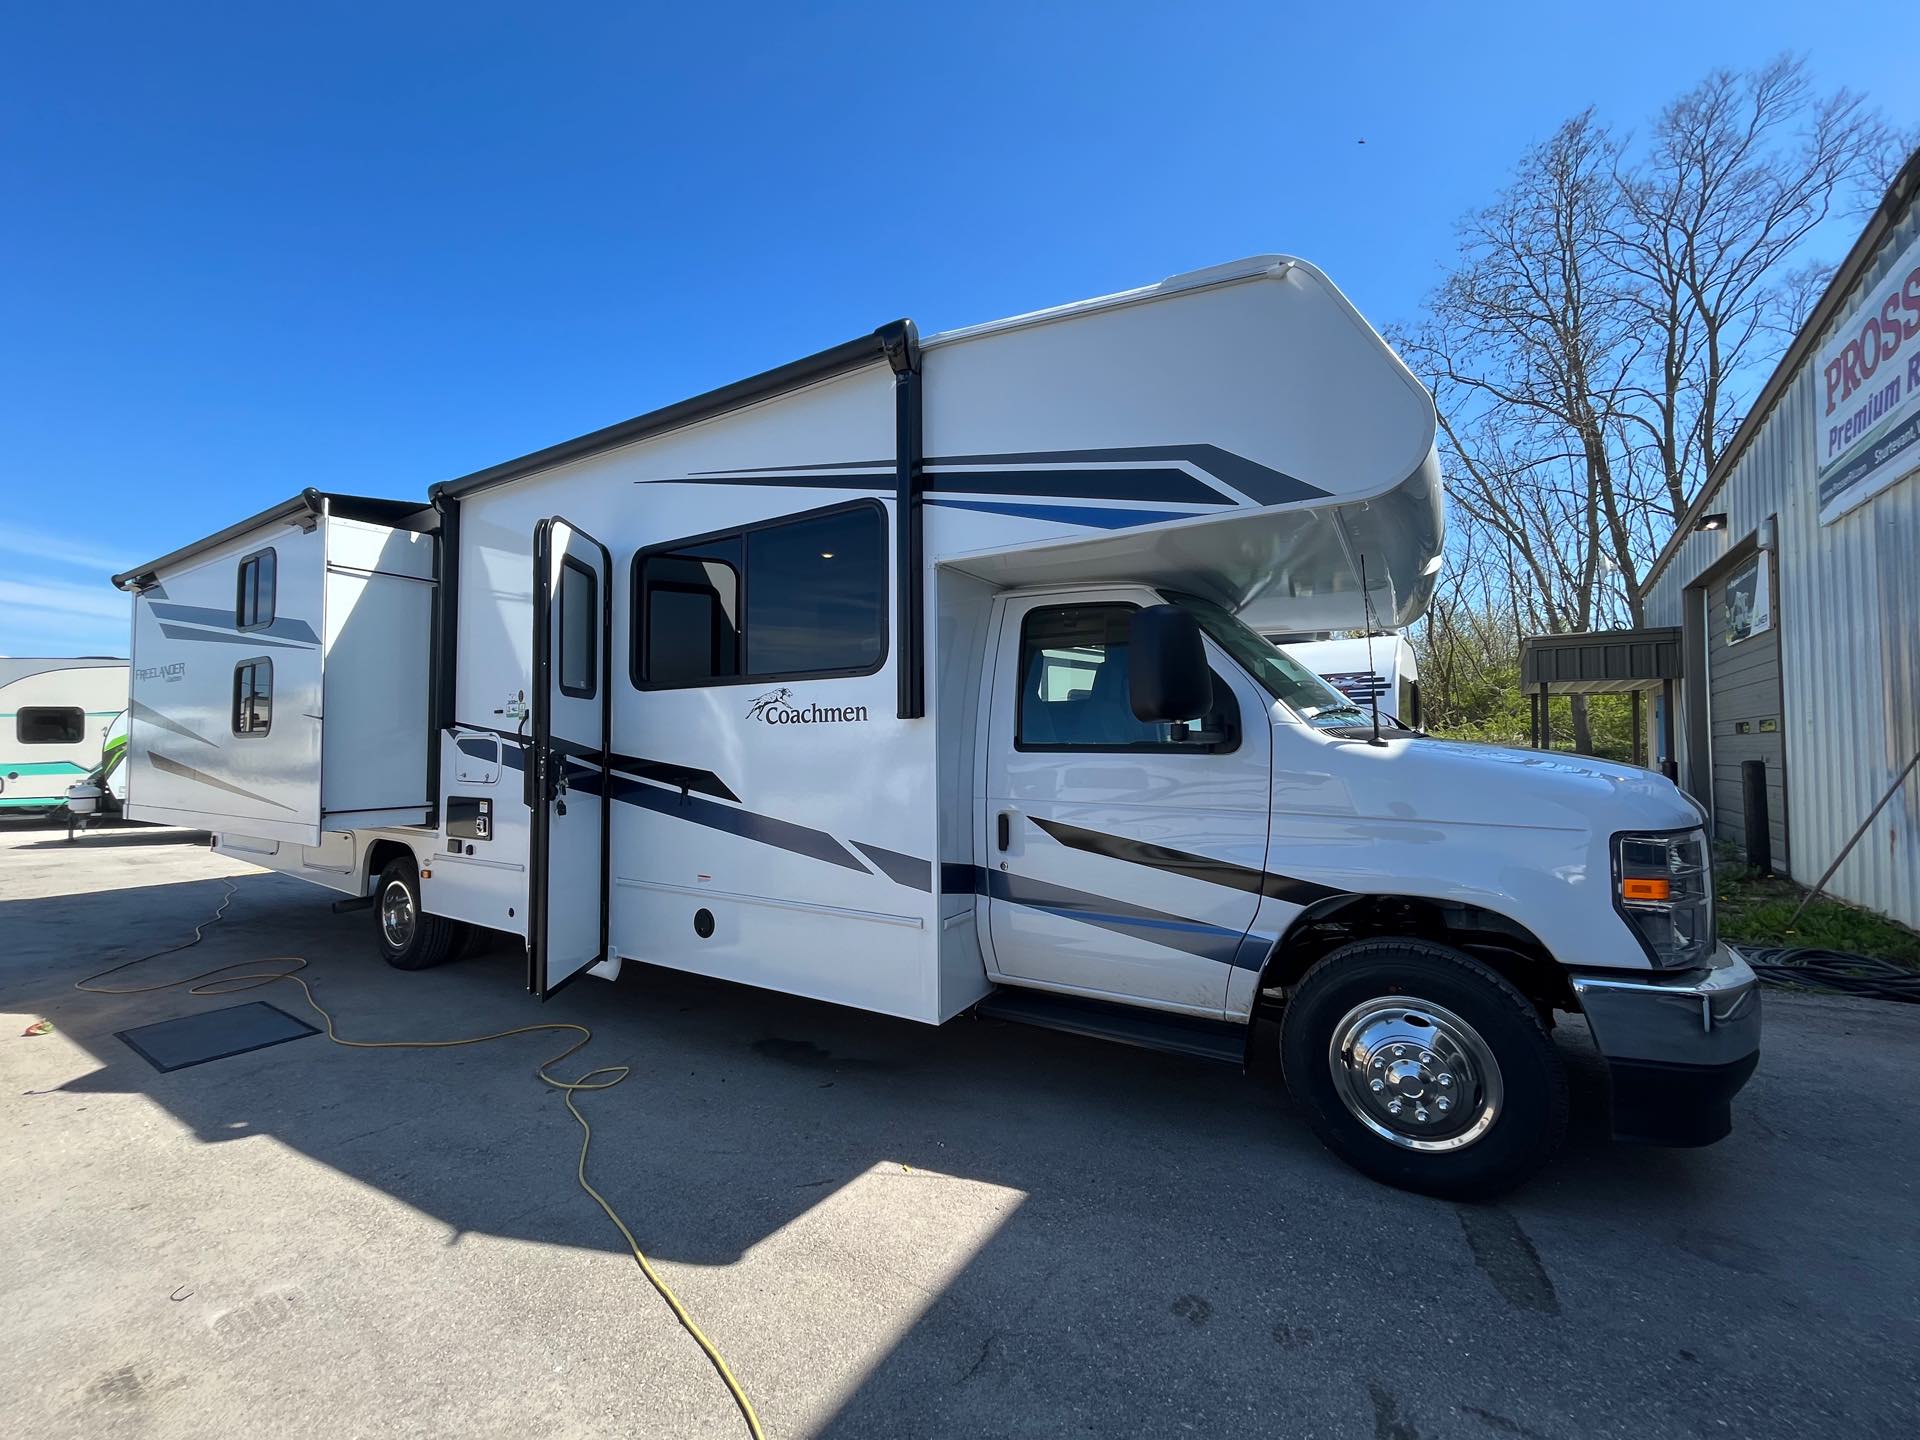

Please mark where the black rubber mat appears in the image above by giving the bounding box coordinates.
[116,1001,320,1073]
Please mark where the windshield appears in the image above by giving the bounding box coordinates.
[1163,592,1374,728]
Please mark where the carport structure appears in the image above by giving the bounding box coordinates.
[1518,628,1682,776]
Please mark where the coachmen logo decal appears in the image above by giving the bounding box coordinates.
[745,687,869,725]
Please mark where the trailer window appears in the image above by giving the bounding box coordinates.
[633,501,886,688]
[232,659,273,736]
[1016,604,1237,752]
[236,548,276,630]
[558,555,598,699]
[17,707,84,745]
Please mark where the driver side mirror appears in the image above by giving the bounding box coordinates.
[1129,606,1213,723]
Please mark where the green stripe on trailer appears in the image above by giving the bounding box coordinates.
[0,760,91,776]
[0,794,65,808]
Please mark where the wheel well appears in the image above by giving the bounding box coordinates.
[361,838,417,896]
[1257,895,1574,1017]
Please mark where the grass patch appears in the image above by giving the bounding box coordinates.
[1714,855,1920,966]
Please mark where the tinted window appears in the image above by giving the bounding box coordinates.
[233,659,273,736]
[745,508,885,676]
[1017,604,1235,751]
[558,556,598,699]
[639,545,742,686]
[633,505,884,688]
[237,549,276,630]
[18,706,84,745]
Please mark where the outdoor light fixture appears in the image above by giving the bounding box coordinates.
[1693,513,1728,533]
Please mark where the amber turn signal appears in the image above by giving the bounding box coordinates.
[1620,876,1670,902]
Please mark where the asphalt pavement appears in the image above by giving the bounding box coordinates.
[2,818,1915,1439]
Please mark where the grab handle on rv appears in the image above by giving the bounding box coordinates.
[996,811,1013,851]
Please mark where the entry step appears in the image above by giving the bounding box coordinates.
[974,987,1245,1066]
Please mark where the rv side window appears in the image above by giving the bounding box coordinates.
[232,658,273,736]
[17,707,84,745]
[745,507,885,677]
[237,548,276,630]
[638,545,743,687]
[558,556,598,699]
[633,502,885,688]
[1016,604,1237,752]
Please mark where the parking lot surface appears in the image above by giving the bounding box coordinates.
[3,820,1916,1439]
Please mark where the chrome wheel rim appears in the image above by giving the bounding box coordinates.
[1328,996,1503,1152]
[380,879,416,948]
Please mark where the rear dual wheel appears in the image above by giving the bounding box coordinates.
[1280,938,1567,1199]
[376,856,468,970]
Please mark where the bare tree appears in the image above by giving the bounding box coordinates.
[1401,58,1894,751]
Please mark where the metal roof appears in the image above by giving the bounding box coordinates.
[1519,628,1682,694]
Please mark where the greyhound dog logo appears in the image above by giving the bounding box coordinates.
[745,687,794,721]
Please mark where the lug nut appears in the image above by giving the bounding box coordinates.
[1370,1078,1384,1092]
[1393,1045,1406,1057]
[1437,1074,1452,1087]
[1436,1097,1452,1113]
[1387,1100,1402,1115]
[1419,1051,1433,1064]
[1415,1107,1429,1122]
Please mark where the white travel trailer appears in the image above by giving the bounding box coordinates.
[113,257,1759,1196]
[0,657,128,815]
[1275,634,1421,730]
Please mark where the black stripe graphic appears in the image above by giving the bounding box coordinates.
[684,445,1328,507]
[602,772,868,873]
[148,750,297,812]
[454,723,739,804]
[157,625,315,652]
[1031,816,1343,906]
[851,842,932,891]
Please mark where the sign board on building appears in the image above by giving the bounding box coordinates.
[1816,230,1920,525]
[1725,555,1771,645]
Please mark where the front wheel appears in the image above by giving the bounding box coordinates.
[1280,938,1567,1199]
[375,856,466,970]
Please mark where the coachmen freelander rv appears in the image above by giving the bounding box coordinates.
[112,257,1758,1197]
[0,657,128,815]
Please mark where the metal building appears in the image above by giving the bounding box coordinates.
[1641,150,1920,929]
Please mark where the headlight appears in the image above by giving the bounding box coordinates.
[1612,828,1714,969]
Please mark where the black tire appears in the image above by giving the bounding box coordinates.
[1280,938,1567,1200]
[374,856,466,971]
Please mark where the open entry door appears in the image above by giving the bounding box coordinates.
[529,517,613,998]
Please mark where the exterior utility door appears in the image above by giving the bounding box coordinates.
[982,594,1272,1015]
[529,518,612,998]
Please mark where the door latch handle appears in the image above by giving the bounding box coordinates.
[996,811,1012,851]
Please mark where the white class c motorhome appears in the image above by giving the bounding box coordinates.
[112,257,1759,1197]
[0,657,128,815]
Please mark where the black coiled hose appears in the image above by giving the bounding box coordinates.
[1744,946,1920,1005]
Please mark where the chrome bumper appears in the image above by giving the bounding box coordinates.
[1569,944,1761,1068]
[1568,945,1761,1146]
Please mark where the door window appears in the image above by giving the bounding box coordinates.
[1016,604,1236,752]
[558,555,598,698]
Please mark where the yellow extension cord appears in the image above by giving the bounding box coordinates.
[75,879,766,1440]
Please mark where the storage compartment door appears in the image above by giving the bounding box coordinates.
[528,517,612,998]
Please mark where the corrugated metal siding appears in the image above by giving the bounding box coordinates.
[1645,196,1920,930]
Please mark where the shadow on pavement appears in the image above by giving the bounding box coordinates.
[4,867,1914,1439]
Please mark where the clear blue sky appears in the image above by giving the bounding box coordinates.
[3,2,1913,655]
